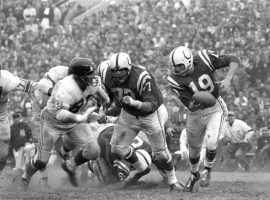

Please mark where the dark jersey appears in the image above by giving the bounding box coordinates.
[104,66,163,116]
[167,50,239,109]
[98,126,152,169]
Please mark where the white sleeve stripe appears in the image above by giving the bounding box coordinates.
[198,50,214,71]
[137,71,150,93]
[139,74,151,95]
[202,50,214,70]
[101,68,107,83]
[167,76,184,90]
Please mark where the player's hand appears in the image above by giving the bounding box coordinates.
[181,151,189,161]
[97,113,108,124]
[166,127,174,137]
[122,96,142,109]
[122,96,133,105]
[188,100,204,112]
[220,78,232,93]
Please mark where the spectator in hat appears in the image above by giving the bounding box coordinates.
[10,111,33,172]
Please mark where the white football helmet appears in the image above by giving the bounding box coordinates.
[110,52,132,71]
[97,60,110,80]
[110,52,132,84]
[169,46,193,76]
[113,159,131,181]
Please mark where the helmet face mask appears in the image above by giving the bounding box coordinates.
[170,46,194,76]
[111,68,129,84]
[110,52,131,84]
[68,57,97,86]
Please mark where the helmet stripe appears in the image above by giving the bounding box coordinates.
[115,53,120,68]
[136,150,150,166]
[171,48,177,66]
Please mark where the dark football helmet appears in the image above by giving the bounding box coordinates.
[68,57,97,86]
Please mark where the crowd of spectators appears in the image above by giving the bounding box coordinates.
[1,0,270,169]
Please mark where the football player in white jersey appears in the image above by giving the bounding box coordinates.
[30,65,69,185]
[21,57,110,190]
[0,70,37,176]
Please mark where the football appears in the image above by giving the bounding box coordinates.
[192,91,216,107]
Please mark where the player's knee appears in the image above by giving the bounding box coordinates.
[83,140,100,160]
[62,136,76,151]
[153,148,172,163]
[33,160,47,170]
[111,145,129,159]
[189,146,201,159]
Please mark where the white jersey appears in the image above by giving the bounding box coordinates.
[32,66,68,121]
[0,70,36,120]
[223,119,253,143]
[45,75,108,127]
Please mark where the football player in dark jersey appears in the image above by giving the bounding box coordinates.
[87,125,168,185]
[101,52,183,191]
[167,46,239,192]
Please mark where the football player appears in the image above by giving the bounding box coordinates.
[101,52,183,191]
[0,70,37,176]
[87,124,169,185]
[167,46,239,192]
[21,57,110,190]
[30,65,69,184]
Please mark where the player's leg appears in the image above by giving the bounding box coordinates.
[0,118,11,175]
[61,123,100,187]
[110,110,144,178]
[184,112,205,192]
[21,124,57,190]
[201,109,226,187]
[142,105,183,190]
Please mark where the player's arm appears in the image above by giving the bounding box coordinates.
[122,72,159,114]
[167,76,202,112]
[207,50,239,91]
[37,77,54,96]
[13,76,37,93]
[55,93,100,123]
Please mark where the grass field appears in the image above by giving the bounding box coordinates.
[1,166,270,200]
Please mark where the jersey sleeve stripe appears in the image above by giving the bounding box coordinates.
[198,50,215,71]
[167,76,184,90]
[137,71,150,94]
[139,74,151,95]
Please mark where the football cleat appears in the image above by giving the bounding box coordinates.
[125,167,151,187]
[61,161,79,187]
[200,169,211,187]
[183,172,201,193]
[170,181,184,191]
[20,177,30,191]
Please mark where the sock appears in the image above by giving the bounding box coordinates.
[74,150,89,166]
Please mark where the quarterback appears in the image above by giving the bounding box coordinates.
[0,70,36,176]
[167,46,239,192]
[102,52,183,190]
[21,57,110,189]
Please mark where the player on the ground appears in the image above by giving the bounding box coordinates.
[0,69,37,176]
[21,57,110,190]
[101,52,183,190]
[167,46,239,192]
[87,125,150,185]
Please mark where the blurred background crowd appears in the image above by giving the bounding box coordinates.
[1,0,270,171]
